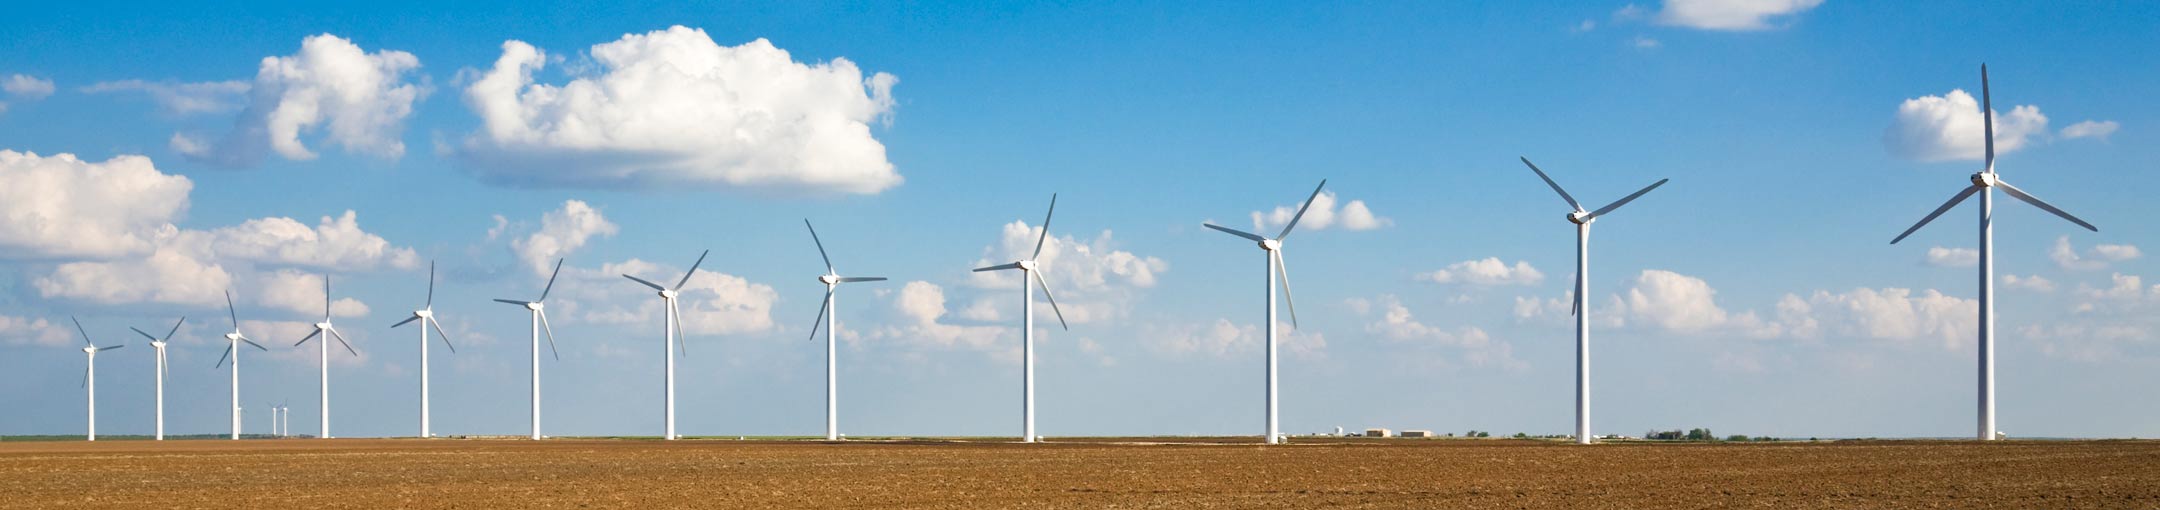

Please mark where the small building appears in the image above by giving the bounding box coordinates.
[1365,428,1392,438]
[1400,430,1433,438]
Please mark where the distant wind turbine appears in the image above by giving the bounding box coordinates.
[1517,157,1668,444]
[71,316,124,441]
[972,194,1070,443]
[391,261,457,438]
[802,220,887,441]
[129,317,185,441]
[1203,180,1326,445]
[623,250,708,441]
[1889,64,2097,441]
[293,275,359,439]
[495,258,566,440]
[217,291,269,440]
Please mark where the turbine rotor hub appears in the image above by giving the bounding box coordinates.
[1018,259,1038,271]
[82,346,96,354]
[1971,172,1997,187]
[818,274,840,285]
[1259,239,1281,251]
[527,302,545,311]
[1567,211,1592,224]
[315,322,332,329]
[659,289,678,299]
[225,332,242,341]
[416,309,434,318]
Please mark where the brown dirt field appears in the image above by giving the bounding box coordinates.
[3,438,2158,509]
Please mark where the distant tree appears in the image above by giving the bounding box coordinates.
[1512,432,1528,439]
[1726,435,1749,442]
[1754,436,1774,442]
[1686,428,1714,441]
[1476,431,1490,438]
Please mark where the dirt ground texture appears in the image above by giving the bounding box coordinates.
[2,438,2157,509]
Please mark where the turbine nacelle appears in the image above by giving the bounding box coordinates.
[1972,171,1998,188]
[1017,259,1039,271]
[1259,239,1281,251]
[658,289,678,299]
[314,322,332,330]
[526,302,545,312]
[415,309,434,319]
[1566,210,1593,225]
[151,341,167,349]
[818,274,840,285]
[82,346,96,354]
[224,332,242,342]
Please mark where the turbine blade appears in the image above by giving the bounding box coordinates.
[328,328,357,356]
[294,329,321,347]
[1586,179,1670,220]
[226,290,240,329]
[131,326,159,342]
[838,277,887,283]
[1033,271,1069,331]
[539,258,564,302]
[671,301,687,358]
[973,262,1023,272]
[1033,193,1057,260]
[429,317,456,354]
[1277,179,1329,240]
[82,365,88,388]
[494,299,532,306]
[72,315,92,347]
[243,338,268,351]
[323,274,332,319]
[1981,64,1994,171]
[675,250,709,290]
[1571,273,1581,316]
[214,345,233,368]
[426,261,436,307]
[1203,223,1267,243]
[391,315,421,328]
[808,289,832,342]
[539,311,561,361]
[1520,157,1585,212]
[164,317,184,342]
[1997,180,2098,232]
[1890,185,1983,244]
[623,274,667,292]
[99,345,124,351]
[1275,251,1299,329]
[805,220,835,273]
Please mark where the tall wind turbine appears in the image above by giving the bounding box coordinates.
[802,220,886,441]
[293,275,358,439]
[71,317,124,441]
[972,194,1070,443]
[623,250,708,441]
[495,258,565,440]
[1517,157,1668,444]
[1889,64,2097,441]
[217,293,270,440]
[392,261,457,438]
[1203,180,1326,445]
[129,317,185,441]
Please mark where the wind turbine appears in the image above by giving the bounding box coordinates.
[129,317,185,441]
[972,194,1069,443]
[495,258,565,441]
[622,250,708,441]
[1516,157,1668,444]
[216,291,268,440]
[70,317,124,441]
[1889,64,2097,441]
[802,220,886,441]
[1203,180,1327,445]
[392,261,457,438]
[293,275,359,439]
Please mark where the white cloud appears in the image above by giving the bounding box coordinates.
[1248,190,1389,234]
[2059,120,2119,140]
[1354,295,1524,369]
[956,297,1002,322]
[1632,36,1662,48]
[2053,235,2139,271]
[511,200,618,276]
[1884,89,2048,162]
[4,74,55,100]
[34,242,234,307]
[967,221,1168,325]
[1147,318,1253,358]
[255,269,369,318]
[177,33,425,166]
[1791,287,1976,349]
[0,314,73,347]
[1416,258,1544,286]
[1619,269,1780,337]
[458,26,902,193]
[1925,246,1978,267]
[2001,274,2055,293]
[195,210,421,271]
[870,280,1008,352]
[578,259,779,336]
[0,151,192,259]
[1574,19,1598,32]
[1656,0,1825,31]
[82,79,252,115]
[2074,273,2152,305]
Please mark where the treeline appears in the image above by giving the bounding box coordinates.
[1642,428,1781,442]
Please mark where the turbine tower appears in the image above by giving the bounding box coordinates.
[972,194,1070,443]
[1203,180,1326,445]
[1889,64,2097,441]
[70,317,124,441]
[622,250,708,441]
[1517,157,1668,444]
[129,317,185,441]
[293,275,358,439]
[217,291,268,440]
[392,261,457,438]
[495,258,565,441]
[802,220,887,441]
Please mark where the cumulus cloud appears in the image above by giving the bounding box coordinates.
[34,243,234,307]
[1884,89,2048,162]
[256,270,369,318]
[1416,258,1544,286]
[194,210,421,271]
[0,151,193,259]
[1248,191,1388,233]
[82,79,252,115]
[2001,274,2055,293]
[2059,120,2119,140]
[4,74,55,100]
[560,258,779,336]
[966,220,1168,325]
[1632,36,1662,48]
[511,200,618,276]
[1352,295,1524,369]
[0,314,73,347]
[2052,236,2139,271]
[176,33,424,166]
[458,26,902,193]
[1618,270,1781,338]
[1926,246,1978,267]
[1787,288,1976,349]
[869,280,1008,352]
[1656,0,1825,31]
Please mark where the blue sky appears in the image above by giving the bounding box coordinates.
[1,1,2156,440]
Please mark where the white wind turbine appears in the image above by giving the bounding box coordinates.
[216,291,268,439]
[495,258,565,441]
[1890,64,2097,441]
[129,317,185,441]
[1517,157,1668,444]
[292,275,359,439]
[70,317,124,441]
[391,261,457,438]
[802,220,887,441]
[1203,180,1327,445]
[622,250,708,441]
[972,194,1070,443]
